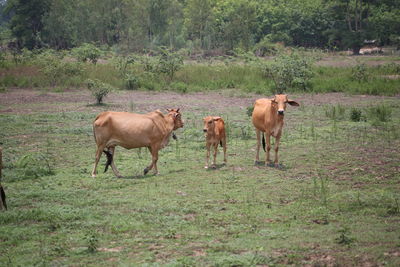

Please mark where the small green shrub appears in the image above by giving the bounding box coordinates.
[86,79,114,104]
[85,231,99,253]
[170,81,188,93]
[15,152,54,179]
[262,51,315,93]
[351,63,368,82]
[35,50,83,86]
[125,73,139,90]
[157,47,184,80]
[246,106,254,117]
[350,107,363,122]
[324,104,346,121]
[335,227,355,246]
[367,104,392,124]
[72,43,102,64]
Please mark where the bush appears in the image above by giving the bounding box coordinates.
[157,48,184,80]
[324,104,346,121]
[367,104,392,124]
[72,43,102,64]
[86,79,114,104]
[352,63,368,82]
[262,51,315,93]
[15,152,54,179]
[350,107,364,122]
[125,73,139,90]
[35,50,83,86]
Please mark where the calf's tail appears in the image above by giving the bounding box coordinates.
[262,133,266,152]
[103,149,113,173]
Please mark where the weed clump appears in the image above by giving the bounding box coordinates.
[86,79,114,104]
[15,153,54,179]
[367,104,392,125]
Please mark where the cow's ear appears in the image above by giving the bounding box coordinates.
[166,108,171,112]
[213,116,222,121]
[287,100,299,106]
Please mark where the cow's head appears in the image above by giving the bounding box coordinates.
[203,116,221,134]
[167,108,184,130]
[271,94,299,116]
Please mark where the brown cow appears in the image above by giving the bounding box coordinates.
[203,116,227,169]
[252,94,299,167]
[92,108,183,177]
[0,147,7,211]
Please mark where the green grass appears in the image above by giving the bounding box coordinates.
[0,90,399,266]
[1,54,399,96]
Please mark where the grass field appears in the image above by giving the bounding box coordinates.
[0,88,399,266]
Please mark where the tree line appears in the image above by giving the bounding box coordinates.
[1,0,399,54]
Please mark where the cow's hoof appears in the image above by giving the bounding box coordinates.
[143,167,150,175]
[211,165,217,169]
[204,166,209,169]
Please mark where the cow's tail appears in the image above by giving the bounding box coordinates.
[0,184,6,210]
[262,133,266,152]
[103,149,113,173]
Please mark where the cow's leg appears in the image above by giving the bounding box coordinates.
[151,148,159,175]
[222,138,227,164]
[92,144,106,177]
[265,134,271,166]
[144,146,159,175]
[274,135,281,167]
[205,142,211,169]
[144,147,154,175]
[255,129,261,162]
[108,147,122,178]
[212,143,218,167]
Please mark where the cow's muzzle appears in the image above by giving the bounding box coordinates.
[278,110,284,115]
[203,129,207,133]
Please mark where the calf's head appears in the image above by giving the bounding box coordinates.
[271,94,299,116]
[167,108,184,130]
[203,116,221,134]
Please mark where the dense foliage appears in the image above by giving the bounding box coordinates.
[1,0,399,53]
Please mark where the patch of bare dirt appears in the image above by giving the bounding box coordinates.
[1,88,398,116]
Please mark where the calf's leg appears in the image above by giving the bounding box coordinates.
[265,134,271,166]
[222,138,227,164]
[212,143,218,167]
[205,142,211,169]
[255,129,261,162]
[274,135,281,167]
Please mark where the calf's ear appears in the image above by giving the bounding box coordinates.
[287,100,299,106]
[213,116,222,121]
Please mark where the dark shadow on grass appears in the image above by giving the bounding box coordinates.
[117,168,186,179]
[254,160,288,170]
[206,163,226,171]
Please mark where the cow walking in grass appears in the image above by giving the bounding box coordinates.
[92,109,184,177]
[203,116,227,169]
[252,94,299,167]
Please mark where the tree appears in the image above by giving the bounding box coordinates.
[325,0,379,54]
[5,0,50,49]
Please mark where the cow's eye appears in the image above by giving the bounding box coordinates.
[208,121,212,124]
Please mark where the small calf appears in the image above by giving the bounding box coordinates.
[203,116,227,169]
